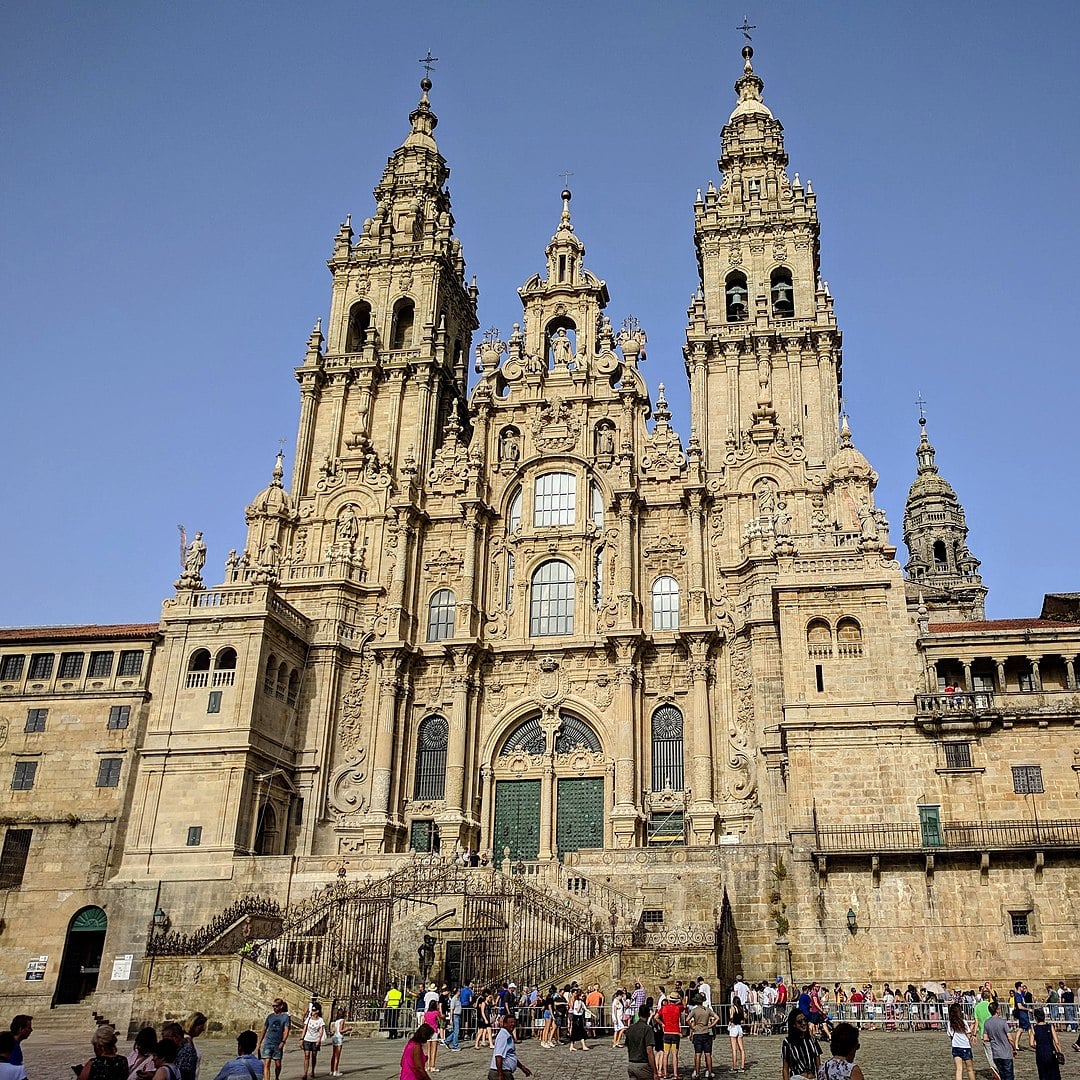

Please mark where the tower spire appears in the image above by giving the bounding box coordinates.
[902,411,987,621]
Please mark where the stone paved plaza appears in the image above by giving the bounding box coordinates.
[21,1029,1080,1080]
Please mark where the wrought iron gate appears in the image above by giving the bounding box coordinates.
[258,855,606,1013]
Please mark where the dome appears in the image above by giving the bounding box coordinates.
[246,452,294,520]
[826,417,877,484]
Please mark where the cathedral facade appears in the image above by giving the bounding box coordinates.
[2,49,1078,1022]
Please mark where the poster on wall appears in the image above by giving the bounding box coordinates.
[24,956,47,981]
[111,955,134,981]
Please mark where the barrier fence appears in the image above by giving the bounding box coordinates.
[331,1000,1080,1038]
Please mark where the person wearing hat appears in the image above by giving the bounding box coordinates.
[657,993,685,1079]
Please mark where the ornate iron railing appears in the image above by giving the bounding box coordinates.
[915,691,995,714]
[148,896,282,956]
[253,855,609,1012]
[813,819,1080,854]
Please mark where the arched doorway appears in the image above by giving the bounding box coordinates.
[55,905,107,1004]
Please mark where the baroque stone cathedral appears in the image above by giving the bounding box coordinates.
[3,48,1078,1021]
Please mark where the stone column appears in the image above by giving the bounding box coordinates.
[785,337,804,438]
[961,661,972,692]
[293,382,320,495]
[724,343,741,439]
[368,653,403,849]
[479,765,494,855]
[686,492,707,624]
[616,494,636,629]
[1028,656,1042,691]
[687,636,717,844]
[995,658,1007,693]
[610,647,640,847]
[459,508,481,636]
[1066,656,1077,690]
[539,762,555,860]
[443,650,474,823]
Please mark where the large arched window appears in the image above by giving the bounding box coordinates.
[186,648,211,689]
[213,647,237,688]
[651,576,680,631]
[345,301,371,352]
[390,299,415,350]
[499,715,547,756]
[836,617,863,658]
[534,472,576,527]
[651,705,685,792]
[530,560,575,636]
[770,267,794,317]
[427,589,456,642]
[933,540,949,572]
[807,618,832,659]
[263,654,277,695]
[413,715,449,800]
[725,271,748,322]
[554,715,601,753]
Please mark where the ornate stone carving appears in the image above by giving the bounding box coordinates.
[642,535,687,573]
[531,397,581,453]
[328,749,369,818]
[553,748,607,774]
[424,547,465,584]
[338,656,373,753]
[640,384,687,482]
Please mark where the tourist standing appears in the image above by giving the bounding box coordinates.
[657,993,684,1079]
[947,1002,976,1080]
[728,996,746,1073]
[128,1028,159,1080]
[816,1022,864,1080]
[6,1019,30,1070]
[445,988,461,1052]
[175,1014,207,1080]
[688,993,718,1079]
[0,1032,27,1080]
[150,1038,181,1080]
[328,1012,348,1076]
[781,1010,820,1080]
[490,1015,532,1080]
[624,1002,658,1080]
[399,1024,434,1080]
[301,1004,325,1079]
[257,999,291,1080]
[568,987,590,1052]
[611,989,628,1049]
[384,984,403,1040]
[1012,983,1035,1052]
[1032,1008,1063,1080]
[983,1002,1014,1080]
[421,997,440,1073]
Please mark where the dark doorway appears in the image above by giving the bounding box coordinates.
[444,939,463,988]
[55,906,107,1004]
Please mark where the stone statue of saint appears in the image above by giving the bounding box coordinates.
[224,549,239,580]
[773,503,792,539]
[550,328,573,367]
[597,426,615,457]
[858,500,880,542]
[500,429,520,463]
[337,507,359,548]
[184,532,207,575]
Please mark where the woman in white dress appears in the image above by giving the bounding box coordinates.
[611,989,627,1048]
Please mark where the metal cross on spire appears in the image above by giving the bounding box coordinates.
[559,170,574,188]
[915,391,927,422]
[736,16,756,41]
[418,50,439,77]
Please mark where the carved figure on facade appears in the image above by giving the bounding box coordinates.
[176,528,207,589]
[224,549,240,581]
[550,328,573,367]
[531,397,580,453]
[498,427,521,463]
[427,401,470,493]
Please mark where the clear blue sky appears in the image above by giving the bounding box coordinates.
[2,1,1078,626]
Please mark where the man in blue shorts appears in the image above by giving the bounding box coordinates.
[257,999,291,1080]
[1011,983,1034,1053]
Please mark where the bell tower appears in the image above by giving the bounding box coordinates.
[292,75,479,498]
[685,45,842,471]
[903,415,987,620]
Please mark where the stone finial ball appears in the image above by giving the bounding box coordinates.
[562,189,572,201]
[742,45,754,62]
[421,77,432,92]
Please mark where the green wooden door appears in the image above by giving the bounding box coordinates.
[556,777,605,856]
[493,779,541,860]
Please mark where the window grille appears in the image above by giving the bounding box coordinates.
[642,909,665,925]
[651,705,685,791]
[0,829,32,888]
[117,650,143,676]
[413,716,449,800]
[500,716,547,757]
[530,560,575,636]
[533,473,576,527]
[88,651,113,678]
[554,715,601,753]
[28,653,54,680]
[651,576,680,630]
[1011,765,1044,794]
[0,655,25,681]
[1010,912,1030,936]
[943,742,972,769]
[427,589,457,642]
[58,652,84,679]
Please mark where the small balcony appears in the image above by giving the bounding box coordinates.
[914,691,997,731]
[813,819,1080,856]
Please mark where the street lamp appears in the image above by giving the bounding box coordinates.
[151,907,170,934]
[846,908,858,936]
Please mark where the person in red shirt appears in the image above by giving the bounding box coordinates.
[657,994,685,1080]
[776,979,789,1011]
[849,987,865,1025]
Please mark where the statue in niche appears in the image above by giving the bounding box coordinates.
[596,425,615,457]
[260,535,281,566]
[755,481,777,519]
[773,502,792,539]
[499,429,520,463]
[550,328,573,367]
[337,507,359,549]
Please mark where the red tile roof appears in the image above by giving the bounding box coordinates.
[928,619,1075,634]
[0,623,160,644]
